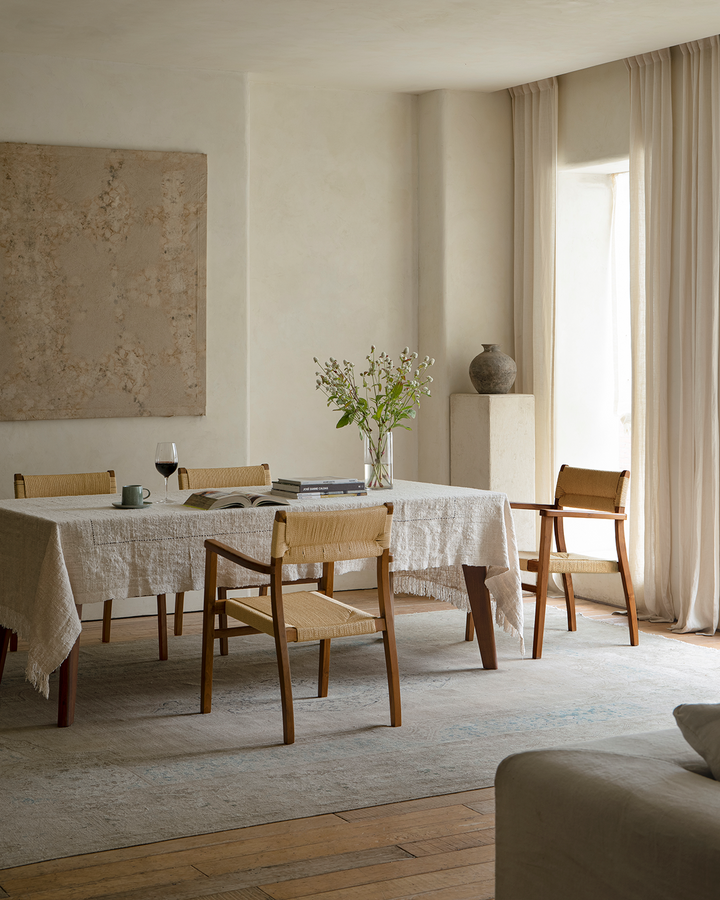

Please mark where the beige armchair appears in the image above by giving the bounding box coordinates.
[200,503,400,744]
[511,465,639,659]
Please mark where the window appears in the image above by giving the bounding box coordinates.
[555,163,631,575]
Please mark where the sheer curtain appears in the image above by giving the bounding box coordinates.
[627,38,720,631]
[510,79,558,505]
[626,49,673,618]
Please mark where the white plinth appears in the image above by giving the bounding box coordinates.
[450,393,536,550]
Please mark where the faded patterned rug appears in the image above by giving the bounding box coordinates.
[1,606,719,867]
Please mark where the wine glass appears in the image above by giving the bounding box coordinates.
[155,442,178,504]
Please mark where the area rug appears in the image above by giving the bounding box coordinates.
[1,606,719,867]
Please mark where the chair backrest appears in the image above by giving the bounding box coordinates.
[555,465,630,513]
[271,503,393,564]
[178,464,271,490]
[14,470,117,499]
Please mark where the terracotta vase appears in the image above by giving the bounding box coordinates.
[469,344,517,394]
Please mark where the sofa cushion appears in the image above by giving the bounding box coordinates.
[674,703,720,780]
[495,743,720,900]
[565,727,712,776]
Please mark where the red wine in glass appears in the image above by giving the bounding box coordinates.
[155,442,178,503]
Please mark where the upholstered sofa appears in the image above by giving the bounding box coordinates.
[495,723,720,900]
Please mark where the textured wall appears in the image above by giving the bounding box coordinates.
[246,82,418,481]
[418,89,514,485]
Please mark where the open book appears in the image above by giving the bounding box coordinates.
[183,490,290,510]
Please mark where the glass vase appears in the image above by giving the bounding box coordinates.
[363,429,393,490]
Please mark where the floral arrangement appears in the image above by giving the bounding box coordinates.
[313,346,434,488]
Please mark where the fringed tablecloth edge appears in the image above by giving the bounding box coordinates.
[393,573,525,656]
[0,606,52,698]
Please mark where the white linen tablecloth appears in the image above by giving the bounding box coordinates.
[0,480,523,697]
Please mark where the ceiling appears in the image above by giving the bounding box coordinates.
[2,0,719,93]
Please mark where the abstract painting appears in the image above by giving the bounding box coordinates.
[0,142,206,420]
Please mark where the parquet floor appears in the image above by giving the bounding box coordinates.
[2,593,718,900]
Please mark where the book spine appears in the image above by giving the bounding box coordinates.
[272,482,365,494]
[270,490,367,500]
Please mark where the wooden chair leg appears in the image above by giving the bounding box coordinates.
[465,612,474,641]
[10,632,18,652]
[554,516,576,632]
[561,574,577,631]
[378,553,401,726]
[533,579,549,659]
[318,639,331,697]
[102,599,113,643]
[532,516,554,660]
[616,522,639,646]
[156,594,168,661]
[0,626,11,682]
[273,630,295,745]
[174,592,185,636]
[218,613,230,656]
[217,588,230,656]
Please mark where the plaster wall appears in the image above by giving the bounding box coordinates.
[246,82,418,479]
[559,59,630,167]
[0,51,247,616]
[418,89,514,484]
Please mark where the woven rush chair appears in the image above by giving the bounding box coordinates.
[177,464,271,491]
[511,465,639,660]
[14,470,171,661]
[200,502,400,745]
[175,463,318,648]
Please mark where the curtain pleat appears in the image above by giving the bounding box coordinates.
[627,49,673,618]
[627,37,720,632]
[510,78,558,505]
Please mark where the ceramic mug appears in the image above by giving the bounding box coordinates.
[122,484,151,507]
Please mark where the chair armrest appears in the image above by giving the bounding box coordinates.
[539,509,627,520]
[204,538,272,575]
[510,502,555,511]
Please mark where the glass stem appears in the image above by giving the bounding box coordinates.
[164,477,169,502]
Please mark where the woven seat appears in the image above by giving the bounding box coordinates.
[174,463,298,647]
[200,503,400,744]
[519,551,620,575]
[12,470,170,662]
[226,592,377,641]
[509,465,639,659]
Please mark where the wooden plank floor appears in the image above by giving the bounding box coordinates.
[2,592,718,900]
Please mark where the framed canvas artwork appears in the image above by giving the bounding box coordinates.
[0,142,207,420]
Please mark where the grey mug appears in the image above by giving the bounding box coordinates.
[122,484,151,507]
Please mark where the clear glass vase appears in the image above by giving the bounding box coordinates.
[363,429,393,490]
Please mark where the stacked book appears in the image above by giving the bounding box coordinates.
[270,476,367,500]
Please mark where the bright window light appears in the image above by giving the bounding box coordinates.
[555,163,630,563]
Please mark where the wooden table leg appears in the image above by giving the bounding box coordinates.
[462,565,498,670]
[157,594,168,661]
[0,625,12,682]
[58,635,80,727]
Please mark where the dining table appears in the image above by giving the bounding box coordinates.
[0,479,524,726]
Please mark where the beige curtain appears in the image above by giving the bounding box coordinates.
[627,38,720,631]
[510,79,558,505]
[626,49,673,618]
